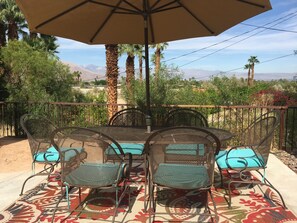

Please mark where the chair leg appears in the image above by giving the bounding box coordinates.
[20,164,56,196]
[51,188,66,223]
[208,189,219,222]
[256,170,287,209]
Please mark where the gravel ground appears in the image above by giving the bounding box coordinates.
[272,149,297,174]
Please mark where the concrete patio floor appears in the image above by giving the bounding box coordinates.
[0,137,297,220]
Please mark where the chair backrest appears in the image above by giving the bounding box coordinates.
[165,108,208,127]
[51,127,124,184]
[108,108,146,127]
[242,111,279,165]
[20,114,57,156]
[144,127,220,187]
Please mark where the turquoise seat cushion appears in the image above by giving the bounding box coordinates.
[153,163,210,189]
[109,143,144,155]
[65,163,120,187]
[166,144,205,155]
[34,146,84,162]
[215,148,265,169]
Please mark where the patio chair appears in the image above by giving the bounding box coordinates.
[50,127,131,223]
[19,114,59,196]
[144,126,220,222]
[165,108,208,127]
[215,111,287,208]
[108,108,147,165]
[108,107,146,127]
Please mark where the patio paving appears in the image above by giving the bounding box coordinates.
[0,137,297,222]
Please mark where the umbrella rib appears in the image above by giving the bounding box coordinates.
[90,0,124,43]
[147,10,155,43]
[91,0,141,14]
[35,0,89,30]
[175,0,214,35]
[122,0,142,14]
[151,0,180,13]
[236,0,266,8]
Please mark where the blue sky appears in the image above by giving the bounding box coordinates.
[57,0,297,78]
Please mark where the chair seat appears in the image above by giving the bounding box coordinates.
[166,144,205,155]
[215,148,265,169]
[109,143,144,155]
[34,146,84,162]
[65,163,121,187]
[153,163,210,189]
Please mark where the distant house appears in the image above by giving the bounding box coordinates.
[293,76,297,81]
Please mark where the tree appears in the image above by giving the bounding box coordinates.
[1,40,75,102]
[244,63,252,86]
[105,44,119,118]
[0,0,25,41]
[135,45,144,81]
[151,42,168,78]
[119,44,135,98]
[245,56,259,87]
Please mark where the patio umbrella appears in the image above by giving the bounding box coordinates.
[16,0,272,131]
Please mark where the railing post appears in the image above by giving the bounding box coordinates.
[279,108,286,150]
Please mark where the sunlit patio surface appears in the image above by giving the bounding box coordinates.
[1,137,297,222]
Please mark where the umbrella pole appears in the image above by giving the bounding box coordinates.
[144,0,151,133]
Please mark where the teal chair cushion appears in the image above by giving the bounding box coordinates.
[109,143,144,155]
[215,148,265,169]
[65,163,120,187]
[153,163,210,189]
[166,144,205,155]
[34,146,84,162]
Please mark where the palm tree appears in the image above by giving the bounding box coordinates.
[151,42,168,79]
[0,21,6,47]
[105,44,119,119]
[119,44,135,94]
[134,45,144,81]
[0,0,25,40]
[245,56,259,86]
[244,63,252,86]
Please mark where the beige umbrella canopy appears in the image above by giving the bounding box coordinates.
[16,0,272,129]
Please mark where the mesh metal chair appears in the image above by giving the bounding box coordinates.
[50,127,131,223]
[165,108,208,127]
[215,112,287,208]
[19,114,60,195]
[108,108,147,165]
[108,108,146,127]
[144,127,220,222]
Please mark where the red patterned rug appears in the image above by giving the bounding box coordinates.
[0,167,296,223]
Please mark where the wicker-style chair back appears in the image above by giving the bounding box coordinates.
[165,108,208,127]
[50,127,131,223]
[241,112,279,165]
[21,114,57,157]
[144,127,220,221]
[108,108,146,127]
[19,114,58,195]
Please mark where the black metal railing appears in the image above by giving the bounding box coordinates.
[285,106,297,153]
[0,101,290,150]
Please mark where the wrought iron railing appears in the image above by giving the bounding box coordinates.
[0,101,291,151]
[285,106,297,153]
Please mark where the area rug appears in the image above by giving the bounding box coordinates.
[0,167,296,223]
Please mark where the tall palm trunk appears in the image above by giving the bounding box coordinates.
[247,67,251,86]
[105,44,119,119]
[139,56,143,81]
[0,22,6,47]
[155,47,161,79]
[126,54,135,102]
[7,21,18,40]
[250,65,255,86]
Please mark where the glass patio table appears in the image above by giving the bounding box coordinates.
[89,126,234,143]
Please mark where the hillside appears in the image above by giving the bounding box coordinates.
[63,61,105,81]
